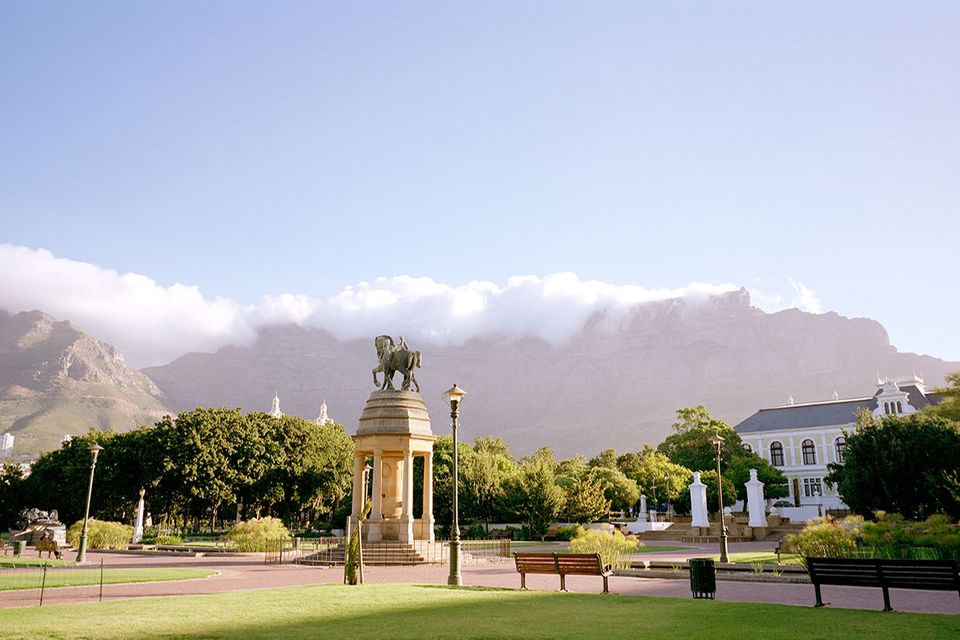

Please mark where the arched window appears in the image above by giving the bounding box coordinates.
[802,439,817,465]
[835,436,846,463]
[884,402,890,414]
[770,441,784,467]
[896,401,903,414]
[742,443,753,454]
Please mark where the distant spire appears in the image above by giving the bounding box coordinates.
[788,395,795,405]
[832,390,840,401]
[316,400,331,425]
[269,391,283,418]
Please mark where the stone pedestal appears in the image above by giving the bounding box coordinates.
[350,391,437,544]
[689,471,709,528]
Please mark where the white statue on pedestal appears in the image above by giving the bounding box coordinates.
[746,468,768,528]
[689,471,709,527]
[133,488,146,543]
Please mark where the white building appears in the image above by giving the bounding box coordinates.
[1,432,13,457]
[316,400,332,425]
[269,392,284,418]
[734,375,942,513]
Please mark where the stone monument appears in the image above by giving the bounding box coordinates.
[133,488,146,543]
[745,468,768,528]
[349,336,437,544]
[689,472,710,528]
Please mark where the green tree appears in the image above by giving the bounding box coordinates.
[587,448,618,470]
[513,448,565,541]
[563,474,610,524]
[825,411,960,520]
[461,437,516,530]
[617,446,691,511]
[923,371,960,422]
[671,470,736,515]
[586,466,639,513]
[656,405,747,472]
[0,461,26,530]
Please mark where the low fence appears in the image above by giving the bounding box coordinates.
[264,537,512,565]
[0,560,107,606]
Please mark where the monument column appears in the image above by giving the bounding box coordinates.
[400,447,414,542]
[423,453,434,530]
[689,472,710,528]
[371,448,384,521]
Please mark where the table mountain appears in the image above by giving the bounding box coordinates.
[0,310,170,454]
[143,289,959,457]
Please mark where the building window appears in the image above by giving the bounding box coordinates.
[883,401,890,414]
[742,443,753,454]
[802,439,817,465]
[770,441,784,467]
[803,477,823,498]
[835,436,846,463]
[896,401,903,413]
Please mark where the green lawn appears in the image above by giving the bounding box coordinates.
[634,545,693,553]
[0,557,76,568]
[0,568,215,591]
[0,583,956,640]
[708,551,804,565]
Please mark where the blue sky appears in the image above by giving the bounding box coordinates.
[1,2,958,365]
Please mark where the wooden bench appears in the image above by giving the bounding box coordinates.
[806,556,960,611]
[514,552,613,593]
[34,539,63,560]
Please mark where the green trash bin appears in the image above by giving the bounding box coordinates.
[689,558,716,599]
[13,540,26,557]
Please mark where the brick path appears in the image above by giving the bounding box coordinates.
[1,543,957,615]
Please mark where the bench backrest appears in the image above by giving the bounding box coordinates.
[807,557,960,591]
[556,553,605,575]
[514,552,558,573]
[35,540,58,551]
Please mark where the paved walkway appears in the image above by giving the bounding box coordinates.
[1,542,957,615]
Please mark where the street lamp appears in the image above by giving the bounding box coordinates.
[441,383,468,586]
[708,434,729,563]
[76,443,104,563]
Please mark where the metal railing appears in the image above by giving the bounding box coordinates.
[0,560,107,606]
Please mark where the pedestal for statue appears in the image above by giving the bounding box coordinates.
[349,390,437,544]
[745,469,768,528]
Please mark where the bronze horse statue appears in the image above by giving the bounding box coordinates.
[372,335,422,392]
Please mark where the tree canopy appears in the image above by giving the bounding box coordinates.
[825,411,960,520]
[656,405,747,472]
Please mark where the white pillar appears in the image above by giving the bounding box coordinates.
[133,488,145,543]
[423,453,435,542]
[638,495,648,521]
[351,452,364,517]
[689,471,709,527]
[371,449,383,521]
[746,468,768,527]
[400,448,414,542]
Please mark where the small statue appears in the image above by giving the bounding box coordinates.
[371,335,422,392]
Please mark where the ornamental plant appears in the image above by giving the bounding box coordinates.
[225,516,290,552]
[569,526,641,569]
[66,518,134,550]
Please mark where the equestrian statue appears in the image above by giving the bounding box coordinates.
[372,335,422,392]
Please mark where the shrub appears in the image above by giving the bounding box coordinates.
[66,519,134,550]
[466,523,487,539]
[225,517,290,552]
[788,516,863,562]
[553,525,579,541]
[861,512,960,562]
[569,526,641,569]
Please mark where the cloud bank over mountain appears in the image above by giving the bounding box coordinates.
[0,244,823,367]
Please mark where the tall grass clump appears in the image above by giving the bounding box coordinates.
[569,527,641,569]
[787,515,863,562]
[225,517,290,552]
[66,518,134,550]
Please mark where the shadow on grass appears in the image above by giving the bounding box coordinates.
[2,583,958,640]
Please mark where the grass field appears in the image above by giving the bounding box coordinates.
[0,583,956,640]
[708,551,804,565]
[0,557,76,568]
[0,568,215,591]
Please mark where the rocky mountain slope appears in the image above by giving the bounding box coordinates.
[143,290,959,457]
[0,310,170,454]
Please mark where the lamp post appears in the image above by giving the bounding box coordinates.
[442,383,468,586]
[76,443,104,564]
[709,434,729,563]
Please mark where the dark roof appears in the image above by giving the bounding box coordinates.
[735,397,876,434]
[735,383,945,434]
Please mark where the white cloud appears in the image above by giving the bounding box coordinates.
[748,278,824,315]
[1,244,822,367]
